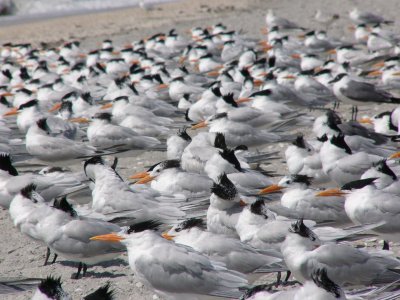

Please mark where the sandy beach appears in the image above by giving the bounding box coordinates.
[2,0,400,299]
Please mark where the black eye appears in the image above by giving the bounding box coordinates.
[308,148,311,152]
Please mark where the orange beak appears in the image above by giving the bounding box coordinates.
[389,152,400,159]
[78,53,87,58]
[239,199,247,206]
[367,70,382,77]
[161,232,175,241]
[3,107,19,116]
[391,71,400,77]
[90,233,124,242]
[191,120,207,130]
[112,51,120,55]
[207,70,220,77]
[101,103,113,110]
[48,102,62,112]
[372,61,385,68]
[157,83,169,90]
[135,175,155,184]
[315,188,347,197]
[326,49,337,55]
[129,171,149,180]
[236,97,252,104]
[358,117,373,125]
[259,184,284,195]
[69,117,90,123]
[283,75,296,79]
[254,79,264,87]
[0,92,14,97]
[291,53,301,59]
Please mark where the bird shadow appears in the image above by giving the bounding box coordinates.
[57,258,128,268]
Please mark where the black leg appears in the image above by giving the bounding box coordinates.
[73,262,83,279]
[51,253,58,264]
[82,264,88,277]
[44,247,51,266]
[275,271,281,287]
[284,271,291,283]
[383,240,390,250]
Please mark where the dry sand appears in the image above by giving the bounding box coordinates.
[2,0,400,299]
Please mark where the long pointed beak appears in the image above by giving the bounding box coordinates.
[367,70,382,77]
[135,175,155,184]
[291,53,301,59]
[3,107,19,116]
[315,188,347,197]
[207,70,220,77]
[48,102,62,112]
[191,120,207,130]
[326,49,337,55]
[101,103,113,110]
[259,184,284,195]
[283,75,296,79]
[358,117,373,124]
[372,61,385,68]
[0,92,14,97]
[391,71,400,77]
[69,117,90,123]
[236,97,252,104]
[129,171,149,180]
[254,79,264,87]
[90,233,124,242]
[157,83,169,90]
[161,232,175,241]
[389,151,400,159]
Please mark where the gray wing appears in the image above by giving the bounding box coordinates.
[341,80,392,103]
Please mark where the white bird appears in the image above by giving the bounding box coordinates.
[281,219,400,286]
[162,218,282,276]
[25,118,98,162]
[91,220,248,300]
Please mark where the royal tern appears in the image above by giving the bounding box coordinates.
[91,220,248,299]
[162,218,282,276]
[281,219,400,286]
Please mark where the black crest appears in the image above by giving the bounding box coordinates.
[326,110,342,132]
[0,153,18,176]
[94,112,112,122]
[53,197,77,217]
[341,177,377,190]
[214,132,227,150]
[249,89,272,98]
[0,96,11,107]
[176,218,206,232]
[289,219,317,241]
[62,91,78,101]
[211,87,222,97]
[36,118,50,133]
[160,159,181,170]
[127,220,162,234]
[317,134,328,142]
[219,148,242,172]
[177,127,191,141]
[84,156,104,176]
[20,184,37,200]
[222,93,238,107]
[374,159,397,180]
[330,134,352,154]
[18,99,38,110]
[292,135,306,149]
[211,173,237,200]
[60,100,72,113]
[312,268,341,298]
[250,199,268,219]
[38,276,64,299]
[291,175,312,186]
[84,282,114,300]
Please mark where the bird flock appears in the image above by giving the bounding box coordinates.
[2,6,400,300]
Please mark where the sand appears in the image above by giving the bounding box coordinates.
[1,0,400,299]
